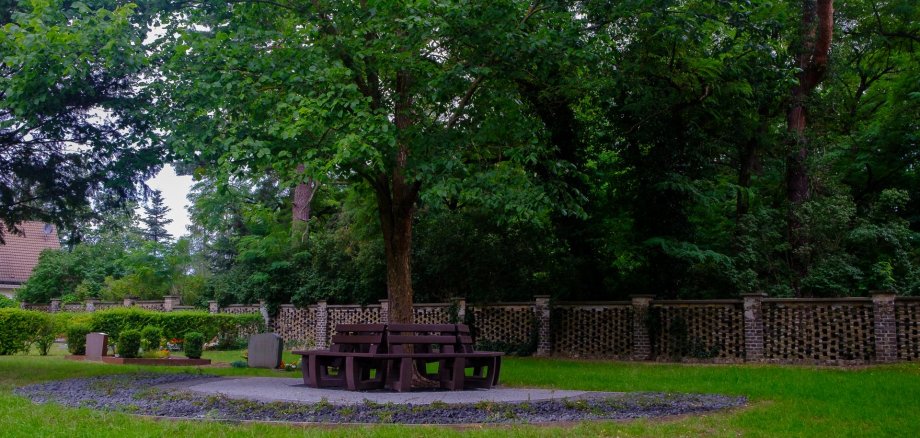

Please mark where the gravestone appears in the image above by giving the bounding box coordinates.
[248,333,283,369]
[86,333,109,359]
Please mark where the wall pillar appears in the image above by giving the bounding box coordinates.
[534,295,552,356]
[314,301,328,349]
[50,298,61,313]
[871,291,898,363]
[631,295,655,360]
[455,297,466,323]
[208,300,219,314]
[85,298,98,312]
[378,299,389,324]
[163,295,179,312]
[742,293,767,362]
[123,296,135,308]
[258,300,275,332]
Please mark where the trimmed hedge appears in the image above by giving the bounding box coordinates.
[0,309,51,355]
[184,332,204,359]
[117,329,141,358]
[88,308,263,342]
[66,324,91,355]
[141,325,162,351]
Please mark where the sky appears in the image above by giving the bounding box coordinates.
[141,165,193,238]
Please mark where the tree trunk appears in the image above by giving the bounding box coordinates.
[379,69,420,325]
[786,0,834,296]
[291,164,318,246]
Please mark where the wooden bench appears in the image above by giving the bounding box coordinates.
[292,324,387,390]
[292,323,504,392]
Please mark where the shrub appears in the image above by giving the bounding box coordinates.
[140,325,163,352]
[0,309,50,355]
[34,318,60,356]
[66,324,91,355]
[0,295,17,308]
[89,308,263,343]
[117,329,141,358]
[184,332,204,359]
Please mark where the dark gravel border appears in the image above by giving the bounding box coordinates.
[14,374,746,425]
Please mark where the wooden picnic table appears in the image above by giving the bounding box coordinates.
[292,323,503,392]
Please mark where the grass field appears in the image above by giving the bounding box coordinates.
[1,345,918,437]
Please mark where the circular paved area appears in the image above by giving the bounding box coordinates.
[180,377,592,405]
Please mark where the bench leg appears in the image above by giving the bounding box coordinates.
[394,358,413,392]
[490,357,501,386]
[345,356,359,391]
[307,355,320,388]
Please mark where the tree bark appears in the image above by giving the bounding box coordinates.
[786,0,834,295]
[378,69,420,325]
[292,164,318,246]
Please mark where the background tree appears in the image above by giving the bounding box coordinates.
[0,0,164,242]
[142,190,173,243]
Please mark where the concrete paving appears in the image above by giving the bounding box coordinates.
[178,377,593,405]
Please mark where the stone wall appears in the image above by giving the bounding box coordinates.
[21,291,920,365]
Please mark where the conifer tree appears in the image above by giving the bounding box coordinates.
[142,190,173,243]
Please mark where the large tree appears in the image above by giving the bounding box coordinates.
[157,1,576,322]
[0,0,163,242]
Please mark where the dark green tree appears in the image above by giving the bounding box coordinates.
[0,0,164,242]
[142,190,173,243]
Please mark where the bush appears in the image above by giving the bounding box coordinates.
[0,295,17,308]
[66,323,91,355]
[89,308,263,342]
[140,325,163,352]
[0,309,50,355]
[184,332,204,359]
[117,329,141,358]
[33,318,59,356]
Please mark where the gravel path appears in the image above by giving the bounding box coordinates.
[14,374,746,425]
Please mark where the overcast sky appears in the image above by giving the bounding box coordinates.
[141,165,193,238]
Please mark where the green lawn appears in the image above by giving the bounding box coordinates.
[1,347,918,437]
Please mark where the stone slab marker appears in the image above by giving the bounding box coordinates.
[85,333,109,359]
[248,333,283,369]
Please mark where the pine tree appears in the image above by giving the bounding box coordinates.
[142,190,173,243]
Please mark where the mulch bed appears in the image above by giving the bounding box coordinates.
[14,374,746,425]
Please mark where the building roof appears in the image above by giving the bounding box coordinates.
[0,222,61,285]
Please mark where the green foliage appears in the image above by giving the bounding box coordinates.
[140,326,163,352]
[116,330,141,358]
[0,295,17,308]
[88,308,262,344]
[183,332,204,359]
[66,324,91,355]
[33,317,59,356]
[0,309,50,355]
[0,0,163,238]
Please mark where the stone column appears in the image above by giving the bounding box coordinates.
[631,295,655,361]
[50,298,61,313]
[534,295,552,356]
[85,298,98,312]
[163,295,179,312]
[742,293,767,362]
[871,291,898,363]
[455,297,467,323]
[123,296,135,308]
[259,300,274,332]
[314,301,328,349]
[378,299,389,324]
[208,300,219,314]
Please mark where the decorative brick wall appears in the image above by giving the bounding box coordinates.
[22,293,920,365]
[651,301,745,361]
[895,298,920,360]
[276,305,316,348]
[470,303,534,346]
[552,302,632,358]
[763,299,876,363]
